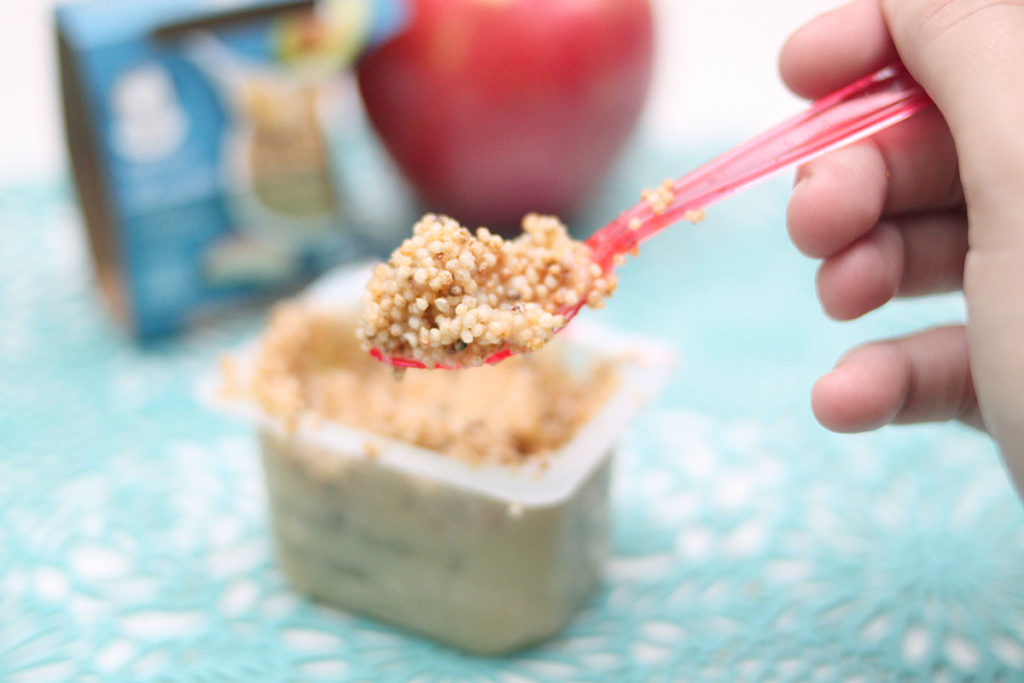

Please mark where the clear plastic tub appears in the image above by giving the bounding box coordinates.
[205,265,671,654]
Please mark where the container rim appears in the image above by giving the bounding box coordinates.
[199,263,674,506]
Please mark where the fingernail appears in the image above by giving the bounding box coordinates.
[793,167,810,189]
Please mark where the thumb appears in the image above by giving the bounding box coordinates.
[882,0,1024,214]
[881,0,1024,489]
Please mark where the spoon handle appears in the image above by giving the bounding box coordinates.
[586,61,933,267]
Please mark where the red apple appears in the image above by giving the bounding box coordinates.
[356,0,654,232]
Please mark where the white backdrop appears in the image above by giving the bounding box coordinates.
[0,0,841,185]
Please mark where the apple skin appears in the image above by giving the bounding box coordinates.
[356,0,655,232]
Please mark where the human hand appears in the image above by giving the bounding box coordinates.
[779,0,1024,490]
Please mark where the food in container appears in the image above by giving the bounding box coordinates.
[207,265,670,654]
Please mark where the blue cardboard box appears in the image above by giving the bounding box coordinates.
[57,0,411,339]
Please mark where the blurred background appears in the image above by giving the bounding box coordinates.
[2,0,840,342]
[4,0,836,185]
[0,0,843,345]
[9,2,1024,681]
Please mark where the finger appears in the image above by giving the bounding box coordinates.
[881,0,1024,484]
[816,211,968,320]
[788,144,885,259]
[788,108,961,259]
[812,325,982,432]
[779,0,897,99]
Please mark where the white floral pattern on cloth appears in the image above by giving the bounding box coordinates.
[3,169,1023,681]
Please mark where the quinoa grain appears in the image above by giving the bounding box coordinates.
[358,214,616,367]
[642,178,675,215]
[684,208,706,224]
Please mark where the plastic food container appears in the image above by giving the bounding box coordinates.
[205,265,671,654]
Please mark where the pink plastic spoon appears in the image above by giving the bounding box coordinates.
[373,61,933,369]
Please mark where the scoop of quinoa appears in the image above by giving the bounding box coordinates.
[358,213,616,367]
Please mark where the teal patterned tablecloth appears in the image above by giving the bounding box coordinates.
[4,143,1024,682]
